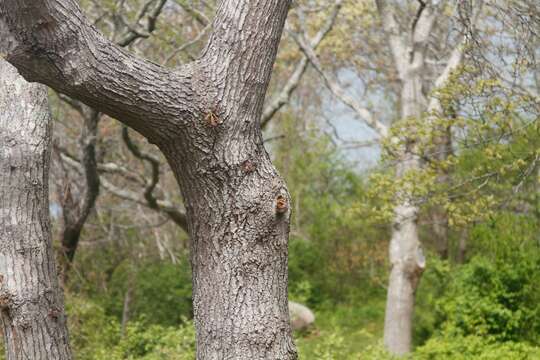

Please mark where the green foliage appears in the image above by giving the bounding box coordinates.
[415,336,540,359]
[439,256,540,342]
[66,295,195,360]
[273,114,389,307]
[105,261,193,327]
[411,212,540,359]
[66,295,121,359]
[112,322,195,360]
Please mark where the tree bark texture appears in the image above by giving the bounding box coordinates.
[0,57,72,359]
[383,73,426,355]
[0,0,297,358]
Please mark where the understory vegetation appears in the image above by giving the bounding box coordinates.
[4,116,538,359]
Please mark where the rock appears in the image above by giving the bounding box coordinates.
[288,301,315,330]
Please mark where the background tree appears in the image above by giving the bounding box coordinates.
[293,0,483,353]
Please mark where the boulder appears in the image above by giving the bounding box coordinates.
[288,301,315,330]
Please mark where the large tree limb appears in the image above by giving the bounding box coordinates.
[2,1,298,357]
[375,0,409,78]
[376,0,443,78]
[1,0,198,143]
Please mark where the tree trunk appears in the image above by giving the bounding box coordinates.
[431,125,453,259]
[0,0,297,358]
[0,57,72,359]
[383,74,426,355]
[164,144,295,359]
[59,106,100,279]
[457,228,468,264]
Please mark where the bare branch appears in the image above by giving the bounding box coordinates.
[290,30,389,137]
[174,0,210,26]
[101,176,188,231]
[58,109,101,265]
[61,152,189,232]
[117,0,168,47]
[260,0,343,128]
[122,126,161,209]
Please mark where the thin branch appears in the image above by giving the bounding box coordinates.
[121,126,160,209]
[428,0,484,113]
[260,0,343,128]
[163,23,211,65]
[290,30,389,137]
[117,0,168,47]
[61,153,189,232]
[174,0,210,26]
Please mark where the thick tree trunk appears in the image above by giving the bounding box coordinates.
[383,75,426,355]
[164,147,295,359]
[0,0,297,358]
[0,58,72,359]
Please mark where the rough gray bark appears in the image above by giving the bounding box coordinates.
[0,48,72,360]
[0,0,297,358]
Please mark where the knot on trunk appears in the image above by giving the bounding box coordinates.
[241,159,257,173]
[401,246,426,290]
[204,106,222,127]
[0,276,14,312]
[276,195,288,214]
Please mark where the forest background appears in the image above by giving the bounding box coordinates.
[1,0,539,359]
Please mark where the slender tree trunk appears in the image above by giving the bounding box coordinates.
[431,209,449,258]
[383,74,426,355]
[120,279,134,338]
[457,228,468,264]
[60,108,100,268]
[0,0,297,358]
[431,125,453,259]
[0,57,72,359]
[58,107,100,282]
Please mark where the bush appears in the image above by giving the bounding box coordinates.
[66,294,121,360]
[64,295,196,359]
[113,321,195,360]
[415,335,540,359]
